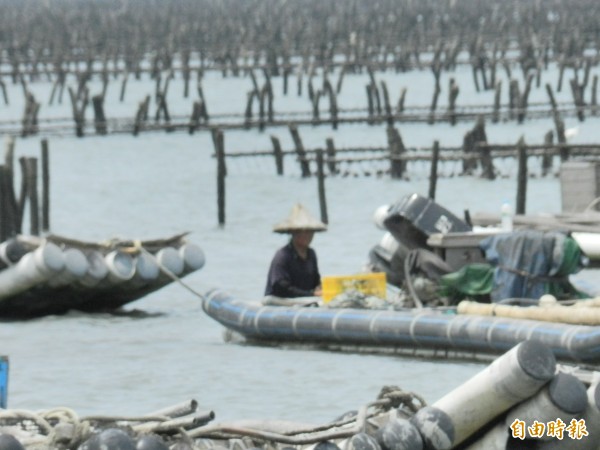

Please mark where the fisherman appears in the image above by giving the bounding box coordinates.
[264,203,326,303]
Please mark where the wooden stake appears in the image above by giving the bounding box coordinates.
[41,139,50,232]
[380,81,393,126]
[213,129,226,227]
[542,130,554,176]
[492,81,501,123]
[92,95,107,135]
[316,149,328,225]
[270,136,284,176]
[289,124,310,177]
[26,157,39,235]
[516,137,527,215]
[428,140,439,200]
[387,126,405,179]
[325,138,338,175]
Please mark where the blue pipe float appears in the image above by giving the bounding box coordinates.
[202,289,600,364]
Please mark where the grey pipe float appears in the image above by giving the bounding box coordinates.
[0,242,64,300]
[78,251,109,287]
[202,290,600,362]
[346,433,381,450]
[120,252,161,290]
[462,422,510,450]
[505,373,588,441]
[418,340,556,448]
[410,407,454,450]
[47,248,89,287]
[135,252,160,281]
[0,238,27,269]
[155,247,184,281]
[179,243,205,272]
[583,382,600,448]
[537,381,600,449]
[103,250,136,285]
[375,415,423,450]
[0,434,25,450]
[79,428,135,450]
[136,435,168,450]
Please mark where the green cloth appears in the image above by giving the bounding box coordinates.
[548,236,587,299]
[438,263,494,303]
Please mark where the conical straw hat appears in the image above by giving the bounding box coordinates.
[273,204,327,233]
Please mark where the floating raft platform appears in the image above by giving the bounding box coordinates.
[0,233,205,319]
[0,341,597,449]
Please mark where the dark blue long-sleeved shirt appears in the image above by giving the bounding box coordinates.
[264,242,321,298]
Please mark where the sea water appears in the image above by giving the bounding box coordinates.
[0,60,599,423]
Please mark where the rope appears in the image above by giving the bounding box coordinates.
[0,401,213,448]
[404,253,424,309]
[584,196,600,212]
[0,409,54,435]
[375,385,427,415]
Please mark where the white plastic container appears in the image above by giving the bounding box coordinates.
[500,201,513,231]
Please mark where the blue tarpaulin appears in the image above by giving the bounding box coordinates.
[479,230,586,302]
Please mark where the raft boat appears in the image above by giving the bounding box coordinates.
[0,232,205,319]
[203,193,600,365]
[1,340,597,449]
[202,289,600,365]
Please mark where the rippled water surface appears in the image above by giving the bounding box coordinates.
[1,63,599,423]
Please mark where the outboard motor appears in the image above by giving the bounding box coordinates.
[368,193,471,288]
[368,232,408,287]
[383,193,471,249]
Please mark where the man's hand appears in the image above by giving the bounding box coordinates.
[313,287,322,296]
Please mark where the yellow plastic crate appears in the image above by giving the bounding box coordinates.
[322,272,387,303]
